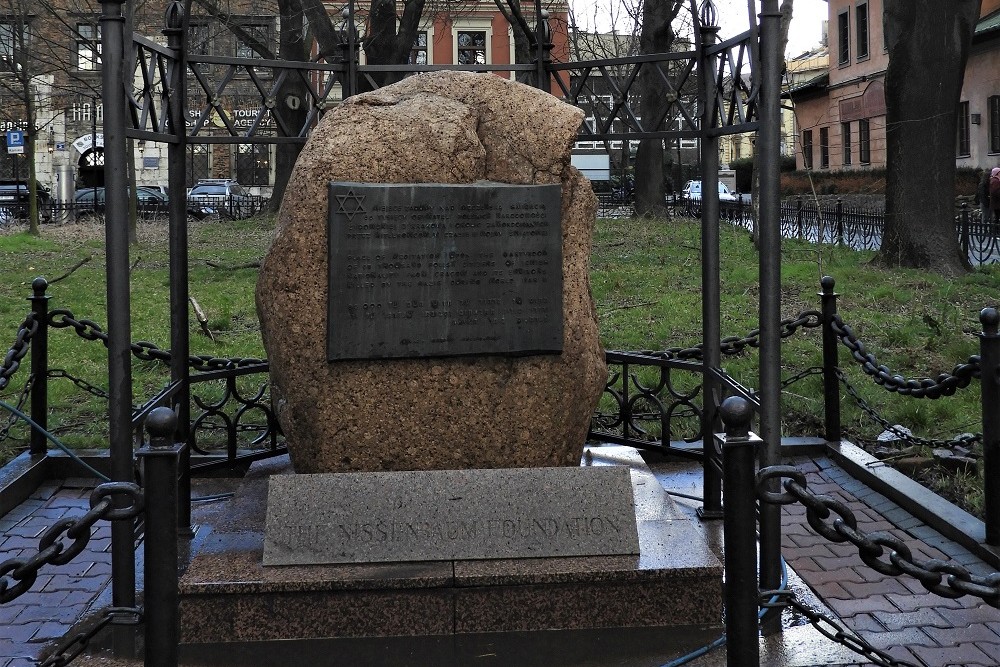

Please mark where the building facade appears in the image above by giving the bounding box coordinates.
[0,1,569,202]
[789,0,1000,173]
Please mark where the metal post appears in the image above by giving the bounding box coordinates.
[961,203,970,258]
[698,0,723,520]
[99,0,136,648]
[137,407,182,667]
[719,396,761,667]
[796,197,803,239]
[820,276,841,443]
[164,0,192,533]
[533,1,551,94]
[28,277,50,457]
[980,308,1000,545]
[756,0,782,592]
[341,0,357,98]
[835,198,844,245]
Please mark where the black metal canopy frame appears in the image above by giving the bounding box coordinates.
[96,0,785,663]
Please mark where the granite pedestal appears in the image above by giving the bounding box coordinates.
[178,446,722,644]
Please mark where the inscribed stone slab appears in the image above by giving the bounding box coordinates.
[327,181,563,361]
[263,466,639,566]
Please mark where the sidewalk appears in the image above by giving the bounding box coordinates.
[2,452,1000,667]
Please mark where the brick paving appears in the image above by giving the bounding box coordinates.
[0,481,111,667]
[2,455,1000,666]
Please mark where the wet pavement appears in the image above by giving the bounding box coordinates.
[3,450,1000,667]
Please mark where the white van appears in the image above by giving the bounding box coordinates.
[682,180,739,202]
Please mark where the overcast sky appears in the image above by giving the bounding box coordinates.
[570,0,830,57]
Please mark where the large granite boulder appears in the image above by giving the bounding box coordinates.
[256,71,606,473]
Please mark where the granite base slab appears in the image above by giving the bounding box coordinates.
[178,446,722,643]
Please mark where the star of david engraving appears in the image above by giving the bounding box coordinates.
[335,189,366,221]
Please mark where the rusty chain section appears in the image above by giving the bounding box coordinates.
[831,314,980,398]
[758,465,1000,605]
[37,607,142,667]
[0,482,143,604]
[760,589,919,667]
[47,309,266,371]
[633,310,823,362]
[837,369,982,449]
[0,314,38,392]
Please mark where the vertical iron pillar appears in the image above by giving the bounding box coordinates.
[698,12,723,519]
[28,278,50,457]
[137,407,182,667]
[100,0,136,633]
[980,308,1000,545]
[164,1,192,532]
[756,0,783,592]
[719,396,761,667]
[820,276,841,443]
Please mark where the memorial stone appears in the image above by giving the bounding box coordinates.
[256,71,607,473]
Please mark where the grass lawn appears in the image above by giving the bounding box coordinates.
[1,213,998,514]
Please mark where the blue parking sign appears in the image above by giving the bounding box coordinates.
[6,130,25,154]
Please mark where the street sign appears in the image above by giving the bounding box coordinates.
[6,130,25,155]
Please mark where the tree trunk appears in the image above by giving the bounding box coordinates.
[632,0,682,218]
[876,0,979,274]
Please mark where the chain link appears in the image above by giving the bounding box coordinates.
[831,314,980,399]
[47,309,266,371]
[0,314,38,392]
[633,310,823,362]
[757,465,1000,606]
[47,369,110,399]
[0,482,143,604]
[37,606,143,667]
[837,368,982,449]
[761,589,920,667]
[0,373,33,443]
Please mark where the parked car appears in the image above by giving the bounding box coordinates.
[0,179,51,220]
[73,186,170,220]
[186,179,257,219]
[681,180,739,202]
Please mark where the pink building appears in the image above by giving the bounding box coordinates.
[789,0,1000,172]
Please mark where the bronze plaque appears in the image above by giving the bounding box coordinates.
[327,182,563,361]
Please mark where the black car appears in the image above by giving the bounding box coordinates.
[0,180,51,221]
[73,186,170,220]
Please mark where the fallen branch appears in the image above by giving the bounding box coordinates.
[48,256,92,284]
[189,297,216,342]
[206,260,261,270]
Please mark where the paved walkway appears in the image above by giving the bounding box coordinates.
[1,453,1000,666]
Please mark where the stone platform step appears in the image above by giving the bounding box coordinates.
[179,446,722,644]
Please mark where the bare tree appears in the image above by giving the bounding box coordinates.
[876,0,980,274]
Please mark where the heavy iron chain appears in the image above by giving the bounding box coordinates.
[757,465,1000,605]
[634,310,823,362]
[47,309,266,371]
[0,482,143,604]
[0,314,38,392]
[837,368,982,449]
[831,314,980,399]
[47,368,110,399]
[759,589,919,667]
[0,374,32,444]
[37,607,142,667]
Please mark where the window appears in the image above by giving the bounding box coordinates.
[186,145,210,187]
[957,101,970,157]
[457,30,486,65]
[410,30,428,65]
[842,122,852,166]
[819,127,830,168]
[76,23,101,71]
[235,23,271,59]
[837,10,850,65]
[859,119,870,164]
[235,143,270,186]
[990,95,1000,154]
[802,129,813,169]
[855,2,869,60]
[0,21,27,71]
